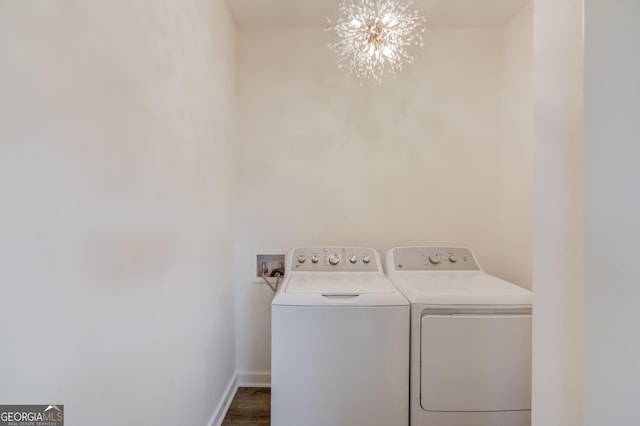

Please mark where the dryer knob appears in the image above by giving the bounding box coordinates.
[362,255,371,264]
[328,253,341,265]
[297,255,306,264]
[311,255,319,264]
[428,253,441,264]
[349,255,357,264]
[449,255,458,263]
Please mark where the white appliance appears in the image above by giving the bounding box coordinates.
[385,246,532,426]
[271,247,409,426]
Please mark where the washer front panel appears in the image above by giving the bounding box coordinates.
[271,305,409,425]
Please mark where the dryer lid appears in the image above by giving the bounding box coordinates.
[388,272,532,305]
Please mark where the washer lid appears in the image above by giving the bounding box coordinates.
[286,273,395,295]
[387,271,532,305]
[273,273,409,307]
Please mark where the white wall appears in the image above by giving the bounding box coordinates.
[234,18,533,374]
[500,3,533,288]
[0,1,236,425]
[531,0,584,425]
[584,0,640,423]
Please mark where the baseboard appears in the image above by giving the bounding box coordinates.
[207,373,238,426]
[237,371,271,387]
[205,371,272,426]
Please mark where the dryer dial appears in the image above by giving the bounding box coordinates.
[328,253,341,265]
[428,253,441,264]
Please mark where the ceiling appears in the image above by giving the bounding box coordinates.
[224,0,530,28]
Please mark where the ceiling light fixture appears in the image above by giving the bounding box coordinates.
[327,0,426,83]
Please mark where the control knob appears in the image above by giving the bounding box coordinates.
[311,255,319,264]
[328,253,341,265]
[428,253,441,264]
[448,254,458,263]
[349,255,357,264]
[362,255,371,264]
[297,255,306,263]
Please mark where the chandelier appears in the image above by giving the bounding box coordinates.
[327,0,426,83]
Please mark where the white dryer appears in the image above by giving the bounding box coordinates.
[271,247,409,426]
[385,246,532,426]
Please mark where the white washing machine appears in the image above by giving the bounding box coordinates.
[385,246,532,426]
[271,247,409,426]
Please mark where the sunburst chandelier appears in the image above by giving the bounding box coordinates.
[327,0,426,83]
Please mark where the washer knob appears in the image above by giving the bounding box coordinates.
[297,255,306,264]
[448,254,458,263]
[362,255,371,264]
[328,253,341,265]
[349,255,357,264]
[428,253,441,264]
[311,255,319,264]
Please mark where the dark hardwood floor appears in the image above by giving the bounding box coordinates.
[221,387,271,425]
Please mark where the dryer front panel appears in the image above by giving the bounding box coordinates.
[420,311,532,412]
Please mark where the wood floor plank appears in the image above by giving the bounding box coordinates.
[221,387,271,425]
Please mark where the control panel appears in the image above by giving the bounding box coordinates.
[291,247,379,272]
[392,247,480,271]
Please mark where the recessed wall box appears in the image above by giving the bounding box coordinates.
[251,249,287,284]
